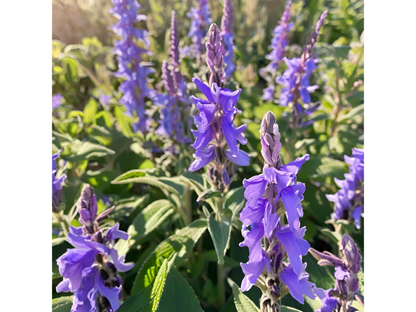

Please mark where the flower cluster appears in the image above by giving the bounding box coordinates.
[239,111,314,306]
[155,11,192,148]
[220,0,236,79]
[276,10,327,127]
[261,2,292,101]
[327,148,364,229]
[186,0,213,60]
[53,94,64,109]
[52,150,66,212]
[189,24,249,189]
[310,234,362,312]
[56,184,134,311]
[110,0,155,133]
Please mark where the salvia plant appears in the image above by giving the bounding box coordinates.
[52,0,364,311]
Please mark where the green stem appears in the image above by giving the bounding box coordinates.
[185,184,192,225]
[217,263,226,307]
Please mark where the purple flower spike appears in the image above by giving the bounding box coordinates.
[220,0,235,78]
[187,0,213,60]
[261,2,292,100]
[327,148,364,228]
[56,184,133,312]
[276,10,328,128]
[309,234,362,311]
[239,111,314,307]
[110,0,156,133]
[265,1,292,72]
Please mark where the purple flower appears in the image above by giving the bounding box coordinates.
[327,148,364,229]
[264,1,292,73]
[52,94,64,109]
[110,0,156,133]
[260,2,292,100]
[275,10,327,128]
[56,185,133,311]
[186,0,212,60]
[309,234,362,311]
[52,150,66,212]
[189,77,249,171]
[239,111,314,305]
[220,0,235,78]
[100,95,111,107]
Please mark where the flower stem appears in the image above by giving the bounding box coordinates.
[185,184,192,224]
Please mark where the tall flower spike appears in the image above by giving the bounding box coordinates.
[220,0,236,79]
[186,0,213,61]
[170,10,191,104]
[52,150,66,212]
[276,10,327,127]
[56,184,133,311]
[310,234,363,312]
[110,0,156,133]
[189,23,249,192]
[327,148,364,229]
[239,111,314,308]
[261,1,292,101]
[206,23,224,87]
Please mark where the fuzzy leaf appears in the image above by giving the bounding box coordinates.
[131,219,207,295]
[156,267,203,311]
[197,189,222,202]
[112,174,180,196]
[52,296,73,312]
[207,212,232,265]
[232,282,259,312]
[130,200,175,240]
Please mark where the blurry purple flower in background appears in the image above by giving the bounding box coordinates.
[186,0,212,60]
[239,111,315,307]
[261,2,292,101]
[100,94,111,107]
[110,0,156,133]
[52,150,66,212]
[56,184,134,311]
[52,94,64,109]
[220,0,235,79]
[327,148,364,229]
[310,234,363,311]
[276,10,327,127]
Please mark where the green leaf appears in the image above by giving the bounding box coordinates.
[83,98,98,124]
[52,296,73,312]
[197,189,222,202]
[156,267,203,312]
[112,169,147,181]
[118,259,169,312]
[338,104,364,122]
[232,282,259,312]
[114,106,133,137]
[351,300,364,312]
[304,253,336,290]
[112,174,180,196]
[223,186,246,216]
[131,219,207,295]
[207,212,232,265]
[65,140,115,162]
[52,237,67,247]
[130,200,175,240]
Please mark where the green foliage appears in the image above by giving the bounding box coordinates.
[52,296,74,312]
[231,281,260,312]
